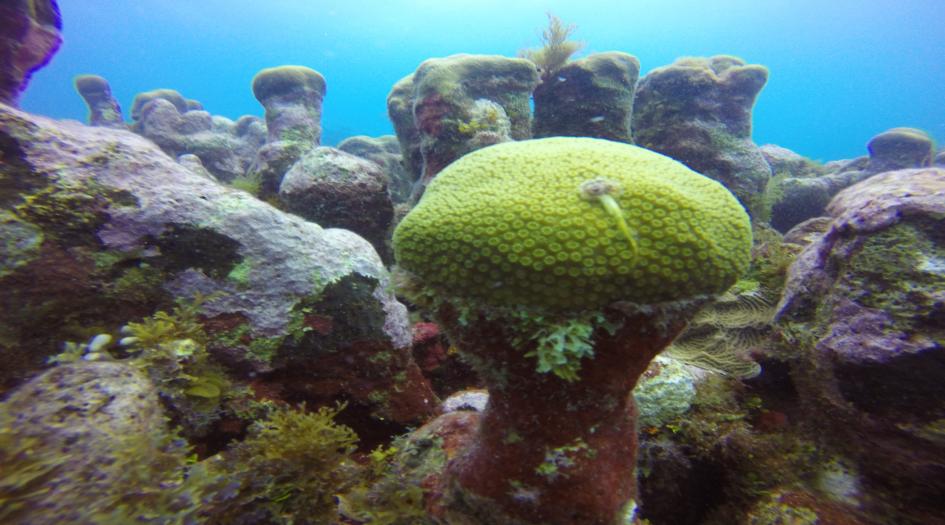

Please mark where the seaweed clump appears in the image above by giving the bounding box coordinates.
[50,296,241,439]
[519,13,585,81]
[203,403,361,525]
[339,431,447,524]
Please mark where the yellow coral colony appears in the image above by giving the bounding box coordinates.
[393,137,753,311]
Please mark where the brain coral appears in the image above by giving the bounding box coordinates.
[393,137,752,311]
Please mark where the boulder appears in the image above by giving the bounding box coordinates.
[279,146,395,261]
[867,127,934,172]
[777,168,945,522]
[338,134,415,204]
[0,361,203,524]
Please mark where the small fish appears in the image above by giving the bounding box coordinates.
[589,116,605,123]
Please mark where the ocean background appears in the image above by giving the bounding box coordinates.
[20,0,945,162]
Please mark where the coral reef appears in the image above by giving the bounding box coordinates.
[532,52,640,143]
[634,55,771,213]
[392,137,752,524]
[0,0,61,105]
[6,4,945,522]
[73,74,124,128]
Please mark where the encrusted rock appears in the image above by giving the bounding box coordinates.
[247,65,326,198]
[0,361,199,524]
[411,321,479,397]
[0,0,62,105]
[633,55,771,211]
[769,171,871,233]
[782,216,832,248]
[130,88,189,122]
[252,65,325,144]
[777,167,945,522]
[766,131,937,232]
[0,103,435,425]
[533,51,640,143]
[386,75,424,182]
[177,153,217,180]
[760,144,824,179]
[441,389,489,413]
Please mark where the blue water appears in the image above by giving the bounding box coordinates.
[21,0,945,162]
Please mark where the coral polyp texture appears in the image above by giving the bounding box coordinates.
[394,136,752,311]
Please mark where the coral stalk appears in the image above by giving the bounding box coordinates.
[437,307,689,524]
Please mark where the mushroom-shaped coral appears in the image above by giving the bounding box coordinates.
[252,65,326,145]
[633,55,771,210]
[73,74,124,128]
[130,88,189,122]
[392,137,752,524]
[867,127,934,172]
[407,54,539,188]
